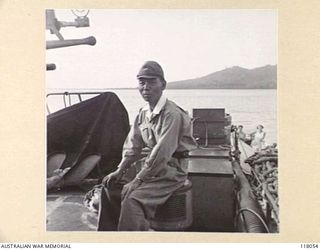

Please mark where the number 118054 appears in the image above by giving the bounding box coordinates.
[301,244,319,248]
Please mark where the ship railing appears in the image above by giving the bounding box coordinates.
[46,91,104,114]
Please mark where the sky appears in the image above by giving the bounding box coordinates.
[46,9,277,89]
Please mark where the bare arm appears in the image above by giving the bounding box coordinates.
[116,154,142,174]
[103,115,144,187]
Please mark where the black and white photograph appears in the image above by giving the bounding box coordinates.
[46,9,278,233]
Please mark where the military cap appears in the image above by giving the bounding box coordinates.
[137,61,165,81]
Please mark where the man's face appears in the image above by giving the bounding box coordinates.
[138,77,165,106]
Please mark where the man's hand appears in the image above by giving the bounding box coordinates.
[102,169,123,188]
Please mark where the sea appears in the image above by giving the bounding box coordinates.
[46,89,277,145]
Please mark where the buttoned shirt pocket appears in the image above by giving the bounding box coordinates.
[139,124,149,143]
[139,124,157,148]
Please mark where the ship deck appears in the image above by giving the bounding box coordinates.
[47,188,97,231]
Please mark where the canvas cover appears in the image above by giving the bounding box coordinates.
[47,92,130,178]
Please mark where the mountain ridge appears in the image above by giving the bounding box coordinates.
[167,65,277,89]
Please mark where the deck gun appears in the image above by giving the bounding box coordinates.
[46,9,96,70]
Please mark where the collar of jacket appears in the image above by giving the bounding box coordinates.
[142,94,167,121]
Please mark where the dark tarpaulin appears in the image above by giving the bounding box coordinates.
[47,92,130,178]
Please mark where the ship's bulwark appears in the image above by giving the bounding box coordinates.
[47,92,130,178]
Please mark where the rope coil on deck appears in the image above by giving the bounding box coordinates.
[244,143,279,231]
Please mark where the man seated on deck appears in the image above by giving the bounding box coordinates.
[97,61,197,231]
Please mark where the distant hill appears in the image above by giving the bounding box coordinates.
[167,65,277,89]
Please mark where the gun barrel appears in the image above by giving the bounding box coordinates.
[46,36,96,49]
[46,64,56,71]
